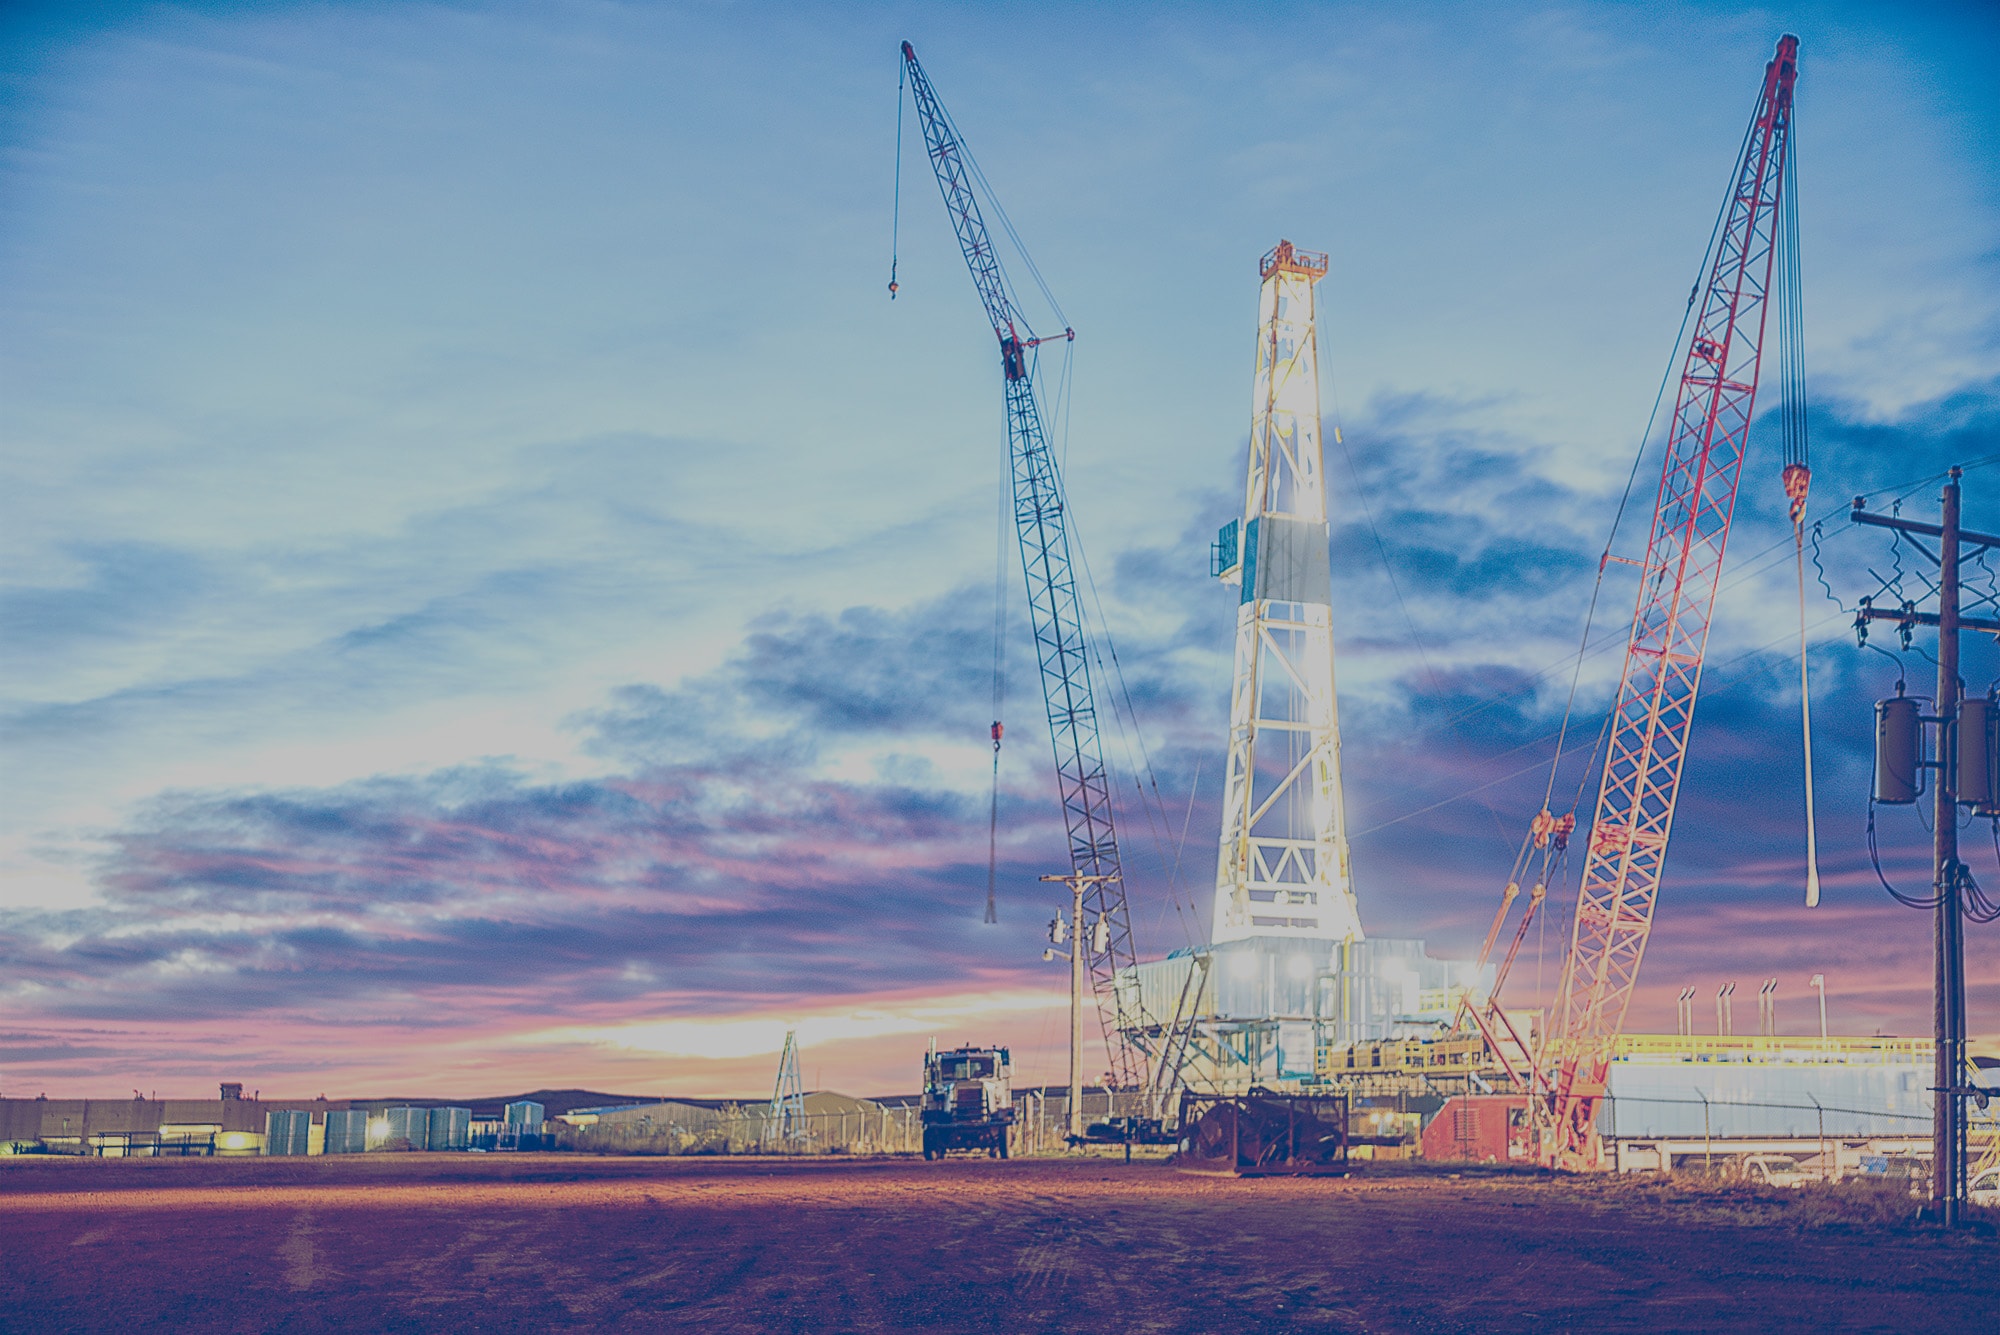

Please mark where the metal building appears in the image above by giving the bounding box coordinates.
[1604,1037,1936,1139]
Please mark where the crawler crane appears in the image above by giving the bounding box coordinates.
[1533,35,1801,1168]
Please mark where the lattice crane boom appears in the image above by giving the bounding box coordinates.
[899,42,1141,1086]
[1544,35,1799,1167]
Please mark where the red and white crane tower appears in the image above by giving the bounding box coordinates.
[1540,35,1800,1168]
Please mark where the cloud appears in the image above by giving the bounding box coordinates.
[4,593,1074,1039]
[6,375,1997,1096]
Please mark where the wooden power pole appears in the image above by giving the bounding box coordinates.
[1853,466,1995,1226]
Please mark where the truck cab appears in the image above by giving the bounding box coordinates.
[921,1045,1014,1159]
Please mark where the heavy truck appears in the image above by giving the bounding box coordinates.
[921,1044,1013,1159]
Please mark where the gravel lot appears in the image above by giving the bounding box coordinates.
[2,1153,1994,1332]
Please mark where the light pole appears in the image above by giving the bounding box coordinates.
[1043,871,1116,1143]
[1809,973,1827,1041]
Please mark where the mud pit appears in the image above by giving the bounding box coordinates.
[2,1155,1993,1332]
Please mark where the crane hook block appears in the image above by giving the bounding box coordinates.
[1530,809,1556,848]
[1782,462,1810,525]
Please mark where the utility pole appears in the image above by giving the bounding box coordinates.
[1044,872,1115,1142]
[1853,467,1993,1226]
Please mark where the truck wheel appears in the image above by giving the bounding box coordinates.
[922,1130,938,1161]
[998,1129,1010,1160]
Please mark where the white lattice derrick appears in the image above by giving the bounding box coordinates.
[1212,244,1358,945]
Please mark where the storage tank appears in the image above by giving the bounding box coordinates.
[428,1106,472,1151]
[382,1106,430,1150]
[323,1109,369,1154]
[264,1109,312,1156]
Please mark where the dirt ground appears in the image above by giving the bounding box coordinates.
[1,1153,1993,1333]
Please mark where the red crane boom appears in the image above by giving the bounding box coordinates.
[1542,35,1800,1167]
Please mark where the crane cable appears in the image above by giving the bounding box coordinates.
[1482,117,1751,1046]
[986,433,1008,924]
[895,50,1006,923]
[888,57,903,298]
[1777,132,1820,908]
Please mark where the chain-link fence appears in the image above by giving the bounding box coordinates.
[551,1090,1159,1157]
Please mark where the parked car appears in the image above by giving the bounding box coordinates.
[1742,1154,1811,1187]
[1848,1153,1929,1196]
[1971,1165,1999,1207]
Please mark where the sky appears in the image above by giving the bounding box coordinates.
[2,0,1997,1100]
